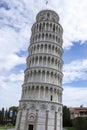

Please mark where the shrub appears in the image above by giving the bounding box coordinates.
[72,117,87,130]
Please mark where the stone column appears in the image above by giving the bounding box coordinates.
[60,113,63,130]
[54,112,57,130]
[35,109,38,130]
[33,87,36,99]
[24,109,28,130]
[17,110,22,130]
[43,87,45,99]
[45,110,49,130]
[45,71,46,82]
[38,87,40,98]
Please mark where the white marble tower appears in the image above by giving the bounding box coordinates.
[15,9,63,130]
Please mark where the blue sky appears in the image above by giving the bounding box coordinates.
[0,0,87,109]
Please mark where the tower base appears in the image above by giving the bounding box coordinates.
[15,101,63,130]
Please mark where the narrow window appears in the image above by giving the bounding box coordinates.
[50,95,53,101]
[28,125,33,130]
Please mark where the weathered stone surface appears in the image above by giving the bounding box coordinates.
[15,9,63,130]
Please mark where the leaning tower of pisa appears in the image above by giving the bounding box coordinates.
[15,9,63,130]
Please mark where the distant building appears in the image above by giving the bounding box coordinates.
[69,107,87,119]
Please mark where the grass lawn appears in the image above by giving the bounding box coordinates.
[65,127,76,130]
[0,126,15,130]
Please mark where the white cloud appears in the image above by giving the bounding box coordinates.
[63,59,87,84]
[0,72,24,108]
[46,0,87,49]
[63,86,87,107]
[0,53,26,72]
[0,71,24,84]
[0,80,22,108]
[60,0,87,49]
[9,72,24,82]
[1,0,87,53]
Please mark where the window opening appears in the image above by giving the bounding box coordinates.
[50,95,53,101]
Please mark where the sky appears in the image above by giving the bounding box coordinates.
[0,0,87,109]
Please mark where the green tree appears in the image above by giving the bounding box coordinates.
[63,106,72,127]
[1,108,5,125]
[4,109,9,124]
[9,106,18,125]
[0,110,2,124]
